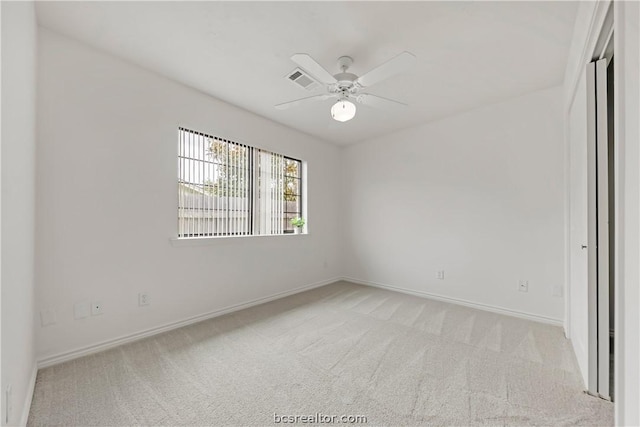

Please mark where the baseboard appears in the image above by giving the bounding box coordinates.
[19,363,37,426]
[37,277,340,369]
[571,337,589,388]
[341,276,563,327]
[36,276,563,368]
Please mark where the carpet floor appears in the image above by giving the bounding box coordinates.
[28,281,613,426]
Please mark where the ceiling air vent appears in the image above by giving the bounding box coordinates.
[286,68,320,91]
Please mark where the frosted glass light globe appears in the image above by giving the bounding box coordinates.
[331,99,356,122]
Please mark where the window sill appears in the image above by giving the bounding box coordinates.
[169,233,308,247]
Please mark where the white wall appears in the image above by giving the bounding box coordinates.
[614,2,640,424]
[342,87,565,323]
[1,1,38,425]
[35,28,342,361]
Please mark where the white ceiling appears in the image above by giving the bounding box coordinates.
[35,1,578,145]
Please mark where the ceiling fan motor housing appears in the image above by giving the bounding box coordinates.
[333,56,358,92]
[332,72,359,93]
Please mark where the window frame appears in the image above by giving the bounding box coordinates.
[176,127,304,239]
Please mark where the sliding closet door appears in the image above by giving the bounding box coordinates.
[586,61,598,396]
[586,58,611,400]
[595,58,610,400]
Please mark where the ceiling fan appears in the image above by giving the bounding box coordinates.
[275,51,416,122]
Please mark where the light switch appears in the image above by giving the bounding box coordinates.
[74,301,90,319]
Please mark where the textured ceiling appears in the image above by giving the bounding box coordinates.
[36,1,578,145]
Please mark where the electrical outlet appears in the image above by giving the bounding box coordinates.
[553,285,564,297]
[138,293,150,306]
[40,308,57,326]
[436,270,445,280]
[518,280,529,292]
[91,301,103,316]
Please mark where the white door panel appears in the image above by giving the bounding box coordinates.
[595,58,611,400]
[568,70,590,387]
[586,61,598,395]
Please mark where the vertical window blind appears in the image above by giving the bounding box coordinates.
[178,127,302,237]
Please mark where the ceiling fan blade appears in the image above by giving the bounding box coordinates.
[275,94,333,110]
[291,54,338,85]
[356,51,416,88]
[356,93,408,110]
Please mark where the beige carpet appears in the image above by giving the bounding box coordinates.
[28,281,613,426]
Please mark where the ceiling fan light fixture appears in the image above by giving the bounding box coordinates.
[331,99,356,122]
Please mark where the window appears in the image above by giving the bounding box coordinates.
[178,127,303,237]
